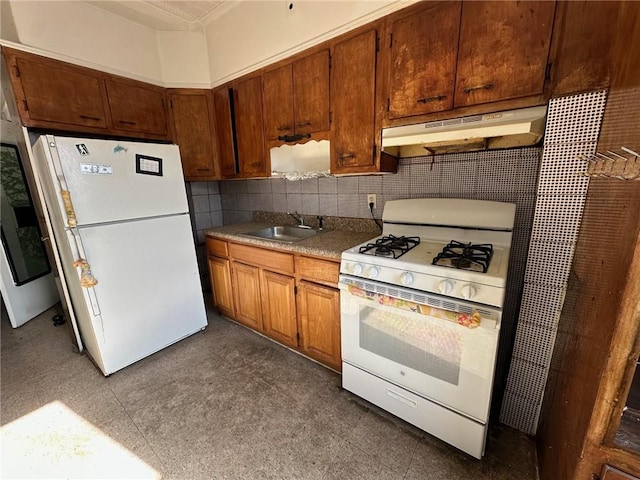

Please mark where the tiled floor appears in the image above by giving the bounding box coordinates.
[1,303,538,479]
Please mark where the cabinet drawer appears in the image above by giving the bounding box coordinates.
[229,242,294,275]
[206,237,229,258]
[296,256,340,287]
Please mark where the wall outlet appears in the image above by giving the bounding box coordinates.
[367,194,377,210]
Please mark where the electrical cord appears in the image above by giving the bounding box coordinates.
[369,202,383,232]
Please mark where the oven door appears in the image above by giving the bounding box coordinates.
[339,275,501,423]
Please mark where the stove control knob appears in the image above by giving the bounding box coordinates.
[353,263,364,275]
[368,266,379,278]
[400,272,414,286]
[461,284,477,299]
[438,280,454,294]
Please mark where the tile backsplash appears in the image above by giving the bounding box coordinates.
[188,146,542,420]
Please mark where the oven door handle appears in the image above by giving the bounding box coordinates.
[339,274,501,330]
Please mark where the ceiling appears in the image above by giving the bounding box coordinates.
[87,1,238,31]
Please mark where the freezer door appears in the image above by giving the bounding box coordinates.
[72,214,207,375]
[40,135,188,226]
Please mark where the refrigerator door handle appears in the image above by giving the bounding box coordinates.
[60,190,78,227]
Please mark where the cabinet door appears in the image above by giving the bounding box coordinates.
[550,1,620,97]
[6,49,108,130]
[454,1,555,108]
[208,255,234,318]
[263,64,294,140]
[231,262,263,331]
[261,270,297,348]
[331,29,377,172]
[213,86,237,177]
[105,78,169,137]
[297,281,341,371]
[292,49,330,135]
[388,1,461,118]
[234,76,267,176]
[169,90,218,179]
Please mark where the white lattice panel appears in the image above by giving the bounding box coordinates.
[523,240,577,288]
[537,143,594,196]
[518,283,566,329]
[500,90,608,434]
[530,196,591,242]
[543,90,608,145]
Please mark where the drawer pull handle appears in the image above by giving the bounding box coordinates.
[386,388,417,408]
[417,95,446,104]
[277,125,292,131]
[295,120,311,127]
[277,133,311,143]
[340,153,355,159]
[118,120,137,125]
[462,83,494,94]
[79,115,101,121]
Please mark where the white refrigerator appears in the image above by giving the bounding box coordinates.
[31,134,207,375]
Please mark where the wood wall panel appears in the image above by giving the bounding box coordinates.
[537,180,640,480]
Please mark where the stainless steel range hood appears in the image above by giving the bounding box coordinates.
[381,105,547,158]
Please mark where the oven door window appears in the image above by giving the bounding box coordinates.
[359,305,463,385]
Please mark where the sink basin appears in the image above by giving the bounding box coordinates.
[243,225,319,243]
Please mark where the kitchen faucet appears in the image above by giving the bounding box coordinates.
[287,211,311,229]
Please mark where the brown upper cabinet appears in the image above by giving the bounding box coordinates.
[3,47,110,132]
[233,76,268,177]
[330,29,378,173]
[168,89,218,180]
[549,1,621,97]
[2,47,170,141]
[105,77,168,137]
[387,1,461,119]
[212,85,237,178]
[263,49,330,142]
[454,1,556,108]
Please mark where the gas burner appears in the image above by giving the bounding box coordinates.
[359,235,420,259]
[432,240,494,273]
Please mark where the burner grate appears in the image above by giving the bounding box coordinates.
[432,240,494,273]
[359,235,420,259]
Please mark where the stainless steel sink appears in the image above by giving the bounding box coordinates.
[243,225,319,243]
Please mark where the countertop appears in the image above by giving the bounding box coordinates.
[205,222,378,260]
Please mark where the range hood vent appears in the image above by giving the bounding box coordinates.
[382,106,547,158]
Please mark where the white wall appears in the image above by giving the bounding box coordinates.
[3,0,163,84]
[1,0,416,87]
[205,0,415,86]
[156,30,211,88]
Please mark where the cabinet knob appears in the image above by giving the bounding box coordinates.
[462,83,494,94]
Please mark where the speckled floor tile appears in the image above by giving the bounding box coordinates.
[1,303,539,480]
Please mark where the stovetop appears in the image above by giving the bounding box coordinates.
[341,235,510,307]
[358,235,420,259]
[432,240,494,273]
[339,198,516,307]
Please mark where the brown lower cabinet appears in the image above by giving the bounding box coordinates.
[206,236,341,371]
[261,270,297,348]
[297,280,341,371]
[231,262,263,331]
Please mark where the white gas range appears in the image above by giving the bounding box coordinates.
[339,198,516,459]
